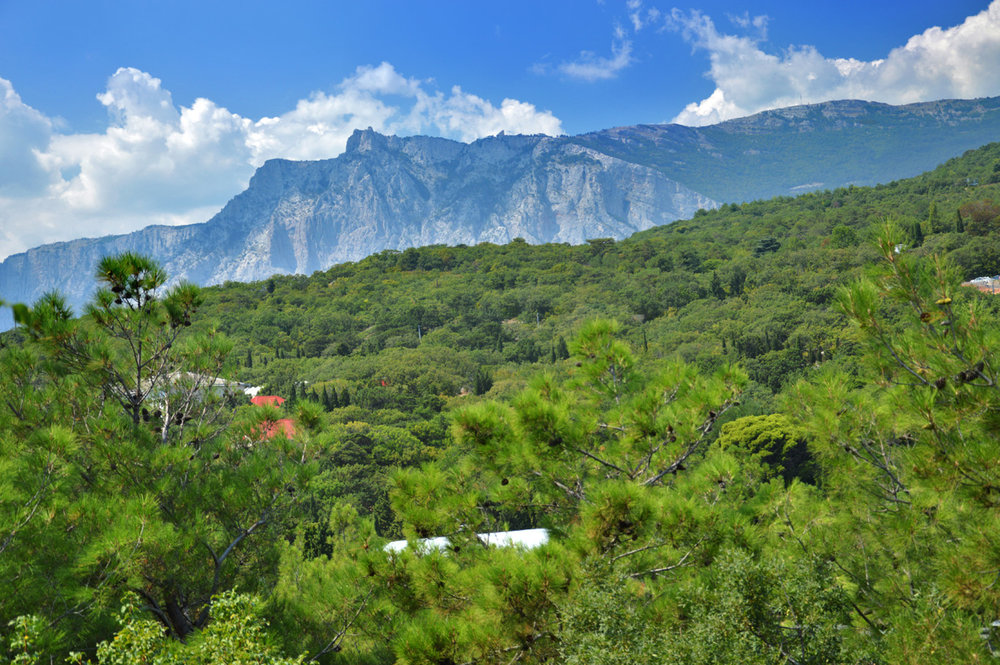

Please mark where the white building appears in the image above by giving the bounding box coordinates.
[384,528,550,554]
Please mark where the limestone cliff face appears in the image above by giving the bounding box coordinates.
[4,95,1000,324]
[0,129,714,319]
[198,130,715,280]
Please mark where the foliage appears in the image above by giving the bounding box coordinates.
[68,591,304,665]
[0,255,315,655]
[6,142,1000,663]
[788,222,1000,662]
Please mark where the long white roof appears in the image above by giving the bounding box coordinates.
[384,528,549,553]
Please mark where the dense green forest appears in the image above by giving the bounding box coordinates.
[3,143,1000,664]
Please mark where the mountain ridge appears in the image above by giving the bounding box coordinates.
[3,96,1000,327]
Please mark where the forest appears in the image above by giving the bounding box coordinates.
[3,142,1000,664]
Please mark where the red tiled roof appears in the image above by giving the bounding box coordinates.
[256,418,296,440]
[962,282,1000,294]
[251,395,285,406]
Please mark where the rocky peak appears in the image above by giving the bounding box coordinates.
[345,127,389,154]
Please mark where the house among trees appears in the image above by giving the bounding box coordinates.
[251,395,285,407]
[248,394,295,439]
[962,275,1000,294]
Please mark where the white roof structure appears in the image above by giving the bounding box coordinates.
[384,528,549,554]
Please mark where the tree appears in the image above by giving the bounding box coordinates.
[959,199,1000,235]
[16,253,205,430]
[62,591,305,665]
[1,254,316,653]
[728,265,748,297]
[831,224,859,248]
[473,366,494,395]
[709,270,726,300]
[927,201,947,234]
[754,237,781,256]
[717,413,815,485]
[376,320,749,663]
[790,223,1000,662]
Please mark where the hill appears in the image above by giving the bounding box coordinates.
[197,140,1000,419]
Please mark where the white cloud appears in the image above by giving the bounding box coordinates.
[725,11,768,37]
[0,64,563,260]
[669,1,1000,126]
[535,23,635,82]
[0,77,54,197]
[626,0,660,32]
[432,87,563,142]
[558,32,634,81]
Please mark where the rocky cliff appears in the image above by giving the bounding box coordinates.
[0,130,714,321]
[3,96,1000,326]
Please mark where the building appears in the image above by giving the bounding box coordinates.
[384,528,550,554]
[251,395,286,407]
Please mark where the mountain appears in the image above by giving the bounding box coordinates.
[3,96,1000,326]
[0,131,716,323]
[573,97,1000,202]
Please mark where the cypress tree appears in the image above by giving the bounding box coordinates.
[928,201,945,233]
[710,271,726,300]
[556,336,570,360]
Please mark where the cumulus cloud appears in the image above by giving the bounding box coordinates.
[670,1,1000,126]
[432,87,563,142]
[0,78,54,197]
[0,64,562,260]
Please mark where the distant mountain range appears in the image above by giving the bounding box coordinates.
[2,96,1000,326]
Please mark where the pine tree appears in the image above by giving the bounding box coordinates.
[380,320,748,663]
[1,253,313,649]
[790,224,1000,661]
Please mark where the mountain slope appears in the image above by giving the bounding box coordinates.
[0,131,714,320]
[2,96,1000,326]
[574,97,1000,201]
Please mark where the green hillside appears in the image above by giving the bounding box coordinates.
[203,141,1000,406]
[4,142,1000,664]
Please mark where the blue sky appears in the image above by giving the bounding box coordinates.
[0,0,998,259]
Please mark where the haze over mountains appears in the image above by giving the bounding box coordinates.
[2,96,1000,326]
